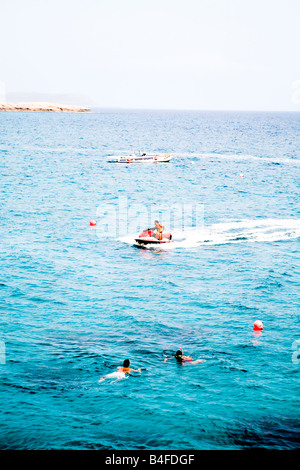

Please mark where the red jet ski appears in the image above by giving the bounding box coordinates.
[135,228,173,246]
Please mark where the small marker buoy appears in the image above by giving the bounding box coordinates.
[253,320,263,331]
[239,173,244,178]
[90,219,96,226]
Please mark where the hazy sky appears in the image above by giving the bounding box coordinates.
[0,0,299,110]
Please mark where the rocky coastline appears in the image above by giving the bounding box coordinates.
[0,102,91,112]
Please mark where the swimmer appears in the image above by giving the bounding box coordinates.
[99,359,141,383]
[164,348,205,365]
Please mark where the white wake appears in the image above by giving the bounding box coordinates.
[119,218,300,250]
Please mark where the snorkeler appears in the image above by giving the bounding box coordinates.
[164,347,205,365]
[99,359,141,383]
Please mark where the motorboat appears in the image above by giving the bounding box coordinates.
[135,228,173,246]
[108,152,173,163]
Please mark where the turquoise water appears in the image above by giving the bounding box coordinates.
[0,109,299,450]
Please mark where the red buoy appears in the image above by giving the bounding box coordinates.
[253,320,263,331]
[90,219,96,226]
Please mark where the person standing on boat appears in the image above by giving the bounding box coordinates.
[150,220,165,240]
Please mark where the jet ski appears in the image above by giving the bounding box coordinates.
[135,228,173,246]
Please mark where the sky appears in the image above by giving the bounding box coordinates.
[0,0,300,111]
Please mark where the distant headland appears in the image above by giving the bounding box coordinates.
[0,102,91,112]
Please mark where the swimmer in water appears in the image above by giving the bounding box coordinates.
[164,347,205,365]
[99,359,141,383]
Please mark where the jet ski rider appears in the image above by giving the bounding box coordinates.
[150,220,165,240]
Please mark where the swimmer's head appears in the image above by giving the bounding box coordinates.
[123,359,130,368]
[175,350,183,362]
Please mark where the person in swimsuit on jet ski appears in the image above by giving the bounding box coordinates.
[150,220,165,240]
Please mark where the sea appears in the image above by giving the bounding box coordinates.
[0,108,299,450]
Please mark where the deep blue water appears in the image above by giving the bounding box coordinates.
[0,109,299,450]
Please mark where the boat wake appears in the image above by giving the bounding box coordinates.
[119,218,300,250]
[176,152,300,166]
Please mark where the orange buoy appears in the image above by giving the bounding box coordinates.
[90,219,96,226]
[253,320,263,331]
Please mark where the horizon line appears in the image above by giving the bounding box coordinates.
[1,100,299,114]
[89,105,300,113]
